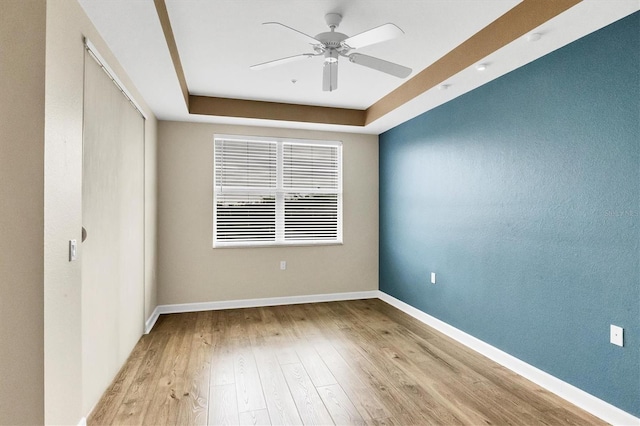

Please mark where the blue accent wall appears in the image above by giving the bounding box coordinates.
[379,13,639,416]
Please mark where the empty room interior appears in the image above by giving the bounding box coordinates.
[1,0,639,425]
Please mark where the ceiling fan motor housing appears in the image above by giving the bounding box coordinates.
[315,13,352,58]
[315,31,348,45]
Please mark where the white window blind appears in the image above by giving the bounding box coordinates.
[214,135,342,247]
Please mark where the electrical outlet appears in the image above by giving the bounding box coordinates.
[280,261,287,270]
[610,325,623,347]
[430,272,436,284]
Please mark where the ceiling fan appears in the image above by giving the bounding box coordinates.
[250,13,412,92]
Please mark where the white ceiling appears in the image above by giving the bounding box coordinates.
[78,0,639,134]
[166,0,518,109]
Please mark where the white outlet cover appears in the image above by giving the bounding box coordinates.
[610,324,623,347]
[280,261,286,270]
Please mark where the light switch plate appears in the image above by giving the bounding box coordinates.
[69,239,77,261]
[610,324,623,347]
[430,272,436,284]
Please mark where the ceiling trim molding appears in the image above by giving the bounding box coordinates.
[154,0,190,110]
[365,0,582,125]
[155,0,582,128]
[189,95,366,126]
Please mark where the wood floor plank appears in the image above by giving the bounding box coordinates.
[238,408,271,425]
[330,332,468,425]
[342,309,535,423]
[328,304,498,424]
[313,301,352,330]
[281,362,334,425]
[295,343,337,387]
[342,305,552,414]
[312,340,392,421]
[89,302,608,426]
[317,383,366,425]
[260,334,301,366]
[109,314,188,424]
[252,344,303,425]
[362,299,440,341]
[208,384,240,425]
[541,407,606,425]
[373,309,571,416]
[274,344,301,365]
[225,308,254,339]
[242,307,268,340]
[349,299,605,425]
[365,417,401,426]
[141,312,198,425]
[175,310,216,425]
[283,303,326,339]
[232,338,267,413]
[210,340,236,387]
[256,306,286,338]
[87,332,153,425]
[350,309,535,425]
[269,305,301,340]
[323,307,436,421]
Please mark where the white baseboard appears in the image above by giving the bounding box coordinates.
[377,291,639,426]
[144,290,378,334]
[145,306,160,334]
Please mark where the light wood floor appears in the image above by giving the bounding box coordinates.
[88,299,605,425]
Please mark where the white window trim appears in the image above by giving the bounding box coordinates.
[213,134,343,248]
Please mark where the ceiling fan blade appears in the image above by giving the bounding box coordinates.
[348,53,412,78]
[263,22,321,46]
[342,23,404,50]
[323,61,338,92]
[250,53,316,71]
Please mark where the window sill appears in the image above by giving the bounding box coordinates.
[212,241,344,249]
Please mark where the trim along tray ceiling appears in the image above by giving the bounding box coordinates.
[78,0,639,134]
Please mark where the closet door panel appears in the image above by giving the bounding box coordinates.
[81,49,144,414]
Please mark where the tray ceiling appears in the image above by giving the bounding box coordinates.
[78,0,639,134]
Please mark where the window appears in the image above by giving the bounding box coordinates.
[213,135,342,247]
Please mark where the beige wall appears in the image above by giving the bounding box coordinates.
[158,121,378,305]
[0,1,46,423]
[43,0,158,423]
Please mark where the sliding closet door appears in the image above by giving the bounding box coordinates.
[81,48,145,413]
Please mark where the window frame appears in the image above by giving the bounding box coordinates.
[213,134,343,248]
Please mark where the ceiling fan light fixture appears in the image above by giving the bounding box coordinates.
[324,49,339,63]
